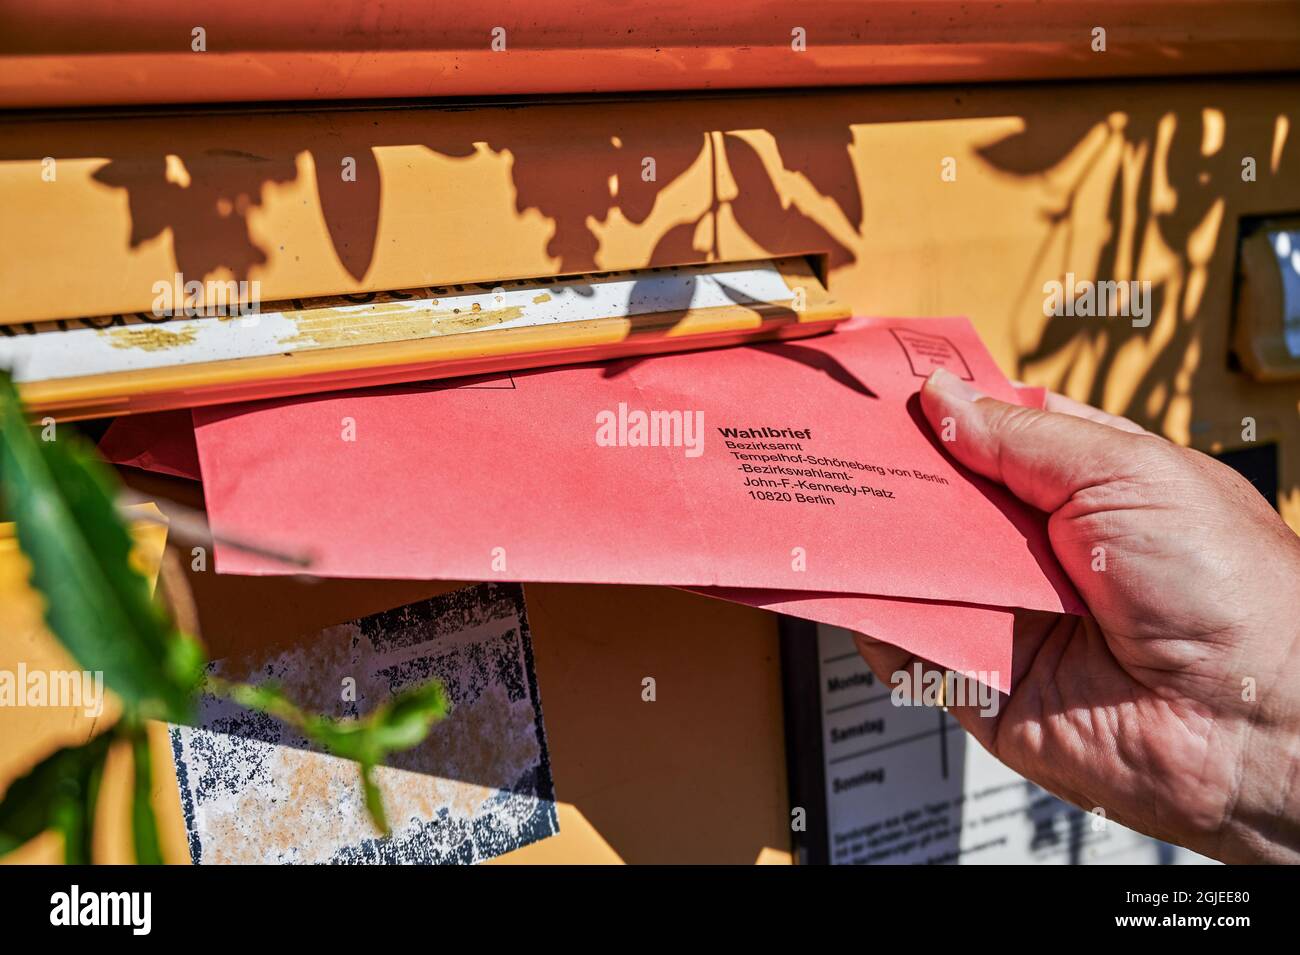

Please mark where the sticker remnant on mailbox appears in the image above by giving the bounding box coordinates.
[169,582,558,864]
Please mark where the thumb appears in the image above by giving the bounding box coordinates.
[919,367,1158,513]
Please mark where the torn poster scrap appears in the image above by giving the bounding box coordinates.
[170,582,558,864]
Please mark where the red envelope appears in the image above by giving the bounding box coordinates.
[102,381,1050,486]
[99,408,202,481]
[96,409,1022,689]
[191,317,1081,618]
[698,587,1016,692]
[693,383,1050,693]
[100,330,1068,691]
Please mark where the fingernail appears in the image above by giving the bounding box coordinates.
[925,367,985,403]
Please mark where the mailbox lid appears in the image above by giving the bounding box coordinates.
[3,0,1300,107]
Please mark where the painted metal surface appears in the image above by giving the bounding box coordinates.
[2,1,1299,107]
[3,67,1299,863]
[2,77,1297,528]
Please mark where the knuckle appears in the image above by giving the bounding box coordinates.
[985,401,1041,439]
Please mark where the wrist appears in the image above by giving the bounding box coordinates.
[1214,593,1300,863]
[1216,725,1300,863]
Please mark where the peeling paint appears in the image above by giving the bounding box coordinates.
[277,301,526,348]
[104,325,200,351]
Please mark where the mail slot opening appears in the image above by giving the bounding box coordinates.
[3,257,847,421]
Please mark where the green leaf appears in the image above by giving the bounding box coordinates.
[304,683,449,835]
[360,764,387,834]
[49,798,88,865]
[83,753,104,864]
[131,732,163,865]
[308,683,451,761]
[0,370,451,855]
[0,372,197,722]
[0,733,111,860]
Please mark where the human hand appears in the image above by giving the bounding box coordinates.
[854,367,1300,863]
